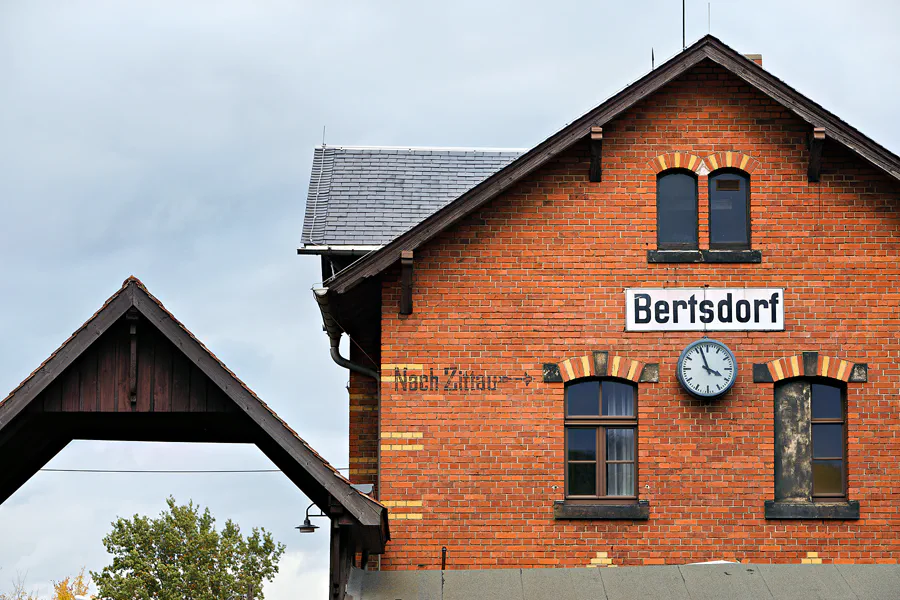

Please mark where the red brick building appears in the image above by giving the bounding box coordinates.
[300,36,900,577]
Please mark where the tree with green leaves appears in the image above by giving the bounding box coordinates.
[91,497,286,600]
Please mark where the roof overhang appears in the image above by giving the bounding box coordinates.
[322,34,900,298]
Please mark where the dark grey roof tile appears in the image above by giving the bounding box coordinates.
[301,146,525,246]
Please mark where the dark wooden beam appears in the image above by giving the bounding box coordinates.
[0,433,70,505]
[808,127,825,182]
[44,412,258,443]
[589,126,603,182]
[400,250,413,315]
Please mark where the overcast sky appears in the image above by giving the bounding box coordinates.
[1,1,898,597]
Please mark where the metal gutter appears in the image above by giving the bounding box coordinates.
[297,245,383,256]
[313,287,380,382]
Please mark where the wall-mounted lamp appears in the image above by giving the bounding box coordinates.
[296,501,327,534]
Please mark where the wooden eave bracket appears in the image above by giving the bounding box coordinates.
[808,127,826,182]
[589,126,603,182]
[400,250,414,315]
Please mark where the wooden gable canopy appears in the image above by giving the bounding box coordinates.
[0,277,389,558]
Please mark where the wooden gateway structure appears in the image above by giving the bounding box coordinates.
[0,277,388,599]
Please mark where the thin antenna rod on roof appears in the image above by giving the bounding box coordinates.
[652,48,655,70]
[683,0,686,49]
[322,125,326,147]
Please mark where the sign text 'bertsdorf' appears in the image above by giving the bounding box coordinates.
[625,288,784,331]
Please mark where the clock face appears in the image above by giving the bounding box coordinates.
[677,339,737,399]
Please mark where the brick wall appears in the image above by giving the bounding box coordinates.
[348,336,380,493]
[366,60,900,569]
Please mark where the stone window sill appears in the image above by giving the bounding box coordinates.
[647,249,762,264]
[553,500,649,520]
[764,500,860,520]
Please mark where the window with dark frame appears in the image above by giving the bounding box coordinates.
[811,382,846,498]
[565,380,637,499]
[709,170,750,249]
[657,170,698,249]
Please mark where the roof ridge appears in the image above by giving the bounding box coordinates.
[320,144,528,152]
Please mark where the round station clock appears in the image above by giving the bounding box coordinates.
[676,339,737,399]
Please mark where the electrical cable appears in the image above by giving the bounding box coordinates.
[39,467,349,474]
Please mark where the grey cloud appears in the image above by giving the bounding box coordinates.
[0,1,898,597]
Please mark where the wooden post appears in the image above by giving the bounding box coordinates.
[329,522,342,600]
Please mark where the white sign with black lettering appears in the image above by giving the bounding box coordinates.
[625,288,784,331]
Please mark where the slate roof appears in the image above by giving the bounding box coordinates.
[301,146,524,247]
[349,564,900,600]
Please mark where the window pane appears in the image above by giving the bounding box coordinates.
[709,173,749,247]
[567,428,597,461]
[568,462,597,496]
[813,460,843,495]
[606,463,635,496]
[566,381,599,416]
[658,172,698,247]
[812,384,842,419]
[601,381,634,416]
[812,423,843,458]
[606,428,635,461]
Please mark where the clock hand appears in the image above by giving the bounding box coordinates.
[699,346,711,369]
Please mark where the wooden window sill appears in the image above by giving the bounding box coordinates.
[553,500,649,520]
[647,249,761,264]
[764,500,859,520]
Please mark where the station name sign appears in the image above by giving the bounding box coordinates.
[625,288,784,331]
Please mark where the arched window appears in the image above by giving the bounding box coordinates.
[565,379,637,499]
[709,170,750,249]
[657,170,698,249]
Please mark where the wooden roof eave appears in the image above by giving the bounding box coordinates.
[324,35,900,296]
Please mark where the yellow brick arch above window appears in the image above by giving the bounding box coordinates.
[542,350,659,384]
[649,152,707,175]
[752,351,868,383]
[706,151,759,174]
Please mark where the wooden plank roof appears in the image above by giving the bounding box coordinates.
[324,35,900,296]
